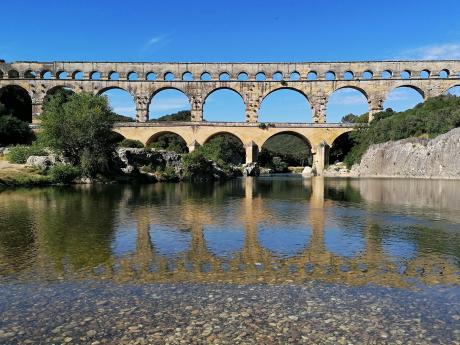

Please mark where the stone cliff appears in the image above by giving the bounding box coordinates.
[351,127,460,179]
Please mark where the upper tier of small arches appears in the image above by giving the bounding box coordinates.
[1,62,459,82]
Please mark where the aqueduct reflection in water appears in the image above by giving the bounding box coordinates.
[0,177,459,288]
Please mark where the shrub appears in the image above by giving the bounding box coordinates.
[182,151,214,180]
[0,115,34,146]
[39,92,116,177]
[118,139,144,148]
[6,144,47,164]
[271,156,288,173]
[48,164,81,184]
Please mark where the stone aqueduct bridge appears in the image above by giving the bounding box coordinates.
[2,60,460,172]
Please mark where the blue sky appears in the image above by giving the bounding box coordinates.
[2,0,460,122]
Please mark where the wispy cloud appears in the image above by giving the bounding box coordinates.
[397,43,460,60]
[329,89,367,105]
[142,34,171,51]
[151,97,189,111]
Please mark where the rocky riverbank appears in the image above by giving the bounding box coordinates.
[325,127,460,179]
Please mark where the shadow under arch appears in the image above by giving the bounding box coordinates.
[146,130,189,153]
[259,87,312,123]
[202,131,246,165]
[328,131,355,164]
[0,84,33,122]
[203,87,246,122]
[259,131,313,168]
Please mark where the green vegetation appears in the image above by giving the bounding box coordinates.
[118,138,144,148]
[342,95,460,167]
[194,135,245,168]
[182,150,215,180]
[258,133,312,169]
[6,144,47,164]
[154,110,191,122]
[148,133,188,153]
[40,92,116,177]
[0,115,34,146]
[47,164,82,184]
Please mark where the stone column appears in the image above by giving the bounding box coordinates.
[310,95,327,123]
[245,141,259,164]
[368,96,384,122]
[135,94,150,122]
[187,140,199,152]
[312,141,329,176]
[244,87,261,123]
[190,94,203,122]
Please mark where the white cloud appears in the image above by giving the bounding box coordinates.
[398,43,460,60]
[142,34,171,51]
[151,98,190,111]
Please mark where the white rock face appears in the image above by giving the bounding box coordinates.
[352,128,460,178]
[301,166,314,177]
[25,155,59,170]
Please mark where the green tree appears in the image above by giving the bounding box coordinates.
[40,92,116,177]
[148,133,188,153]
[0,115,34,146]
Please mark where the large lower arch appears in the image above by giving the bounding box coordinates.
[384,86,424,112]
[327,87,369,123]
[259,131,312,169]
[259,87,313,123]
[149,87,191,121]
[202,131,246,165]
[203,87,245,122]
[0,85,32,122]
[328,132,355,165]
[98,87,136,121]
[146,131,188,153]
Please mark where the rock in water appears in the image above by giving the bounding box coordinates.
[242,162,260,176]
[301,166,314,177]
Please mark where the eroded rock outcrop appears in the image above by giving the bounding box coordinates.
[352,128,460,178]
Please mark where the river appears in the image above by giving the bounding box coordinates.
[0,177,459,344]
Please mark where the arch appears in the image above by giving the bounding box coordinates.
[108,71,119,80]
[255,72,266,81]
[182,71,193,81]
[381,70,392,79]
[307,71,317,80]
[164,72,174,81]
[325,71,336,80]
[329,131,355,164]
[219,72,230,81]
[0,85,32,122]
[290,71,300,81]
[200,72,212,81]
[43,86,75,107]
[326,87,369,123]
[420,70,430,78]
[343,71,354,80]
[90,71,101,80]
[259,131,312,169]
[444,85,460,96]
[362,70,373,79]
[202,131,246,165]
[72,70,83,80]
[56,71,68,80]
[237,72,248,81]
[384,86,424,112]
[24,70,37,79]
[99,87,136,120]
[148,87,191,120]
[146,72,156,81]
[7,70,19,79]
[127,71,138,80]
[272,71,283,81]
[259,87,312,123]
[439,69,449,78]
[41,70,53,79]
[146,131,188,153]
[203,87,245,122]
[400,70,411,79]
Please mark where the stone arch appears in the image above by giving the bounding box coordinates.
[328,130,355,164]
[326,86,369,123]
[145,131,189,152]
[96,86,135,98]
[384,85,425,112]
[72,70,83,79]
[202,131,246,164]
[24,70,37,79]
[98,87,136,120]
[259,131,313,168]
[0,84,33,122]
[203,87,246,122]
[45,85,76,96]
[444,83,460,96]
[259,87,312,123]
[7,70,19,79]
[385,84,425,101]
[202,131,245,146]
[148,87,191,120]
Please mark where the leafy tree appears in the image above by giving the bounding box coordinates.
[197,135,245,167]
[148,133,188,153]
[0,115,34,146]
[39,92,116,177]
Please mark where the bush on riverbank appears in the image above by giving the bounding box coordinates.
[343,95,460,167]
[6,144,47,164]
[47,164,82,184]
[0,115,34,146]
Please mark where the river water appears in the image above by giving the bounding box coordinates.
[0,177,459,344]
